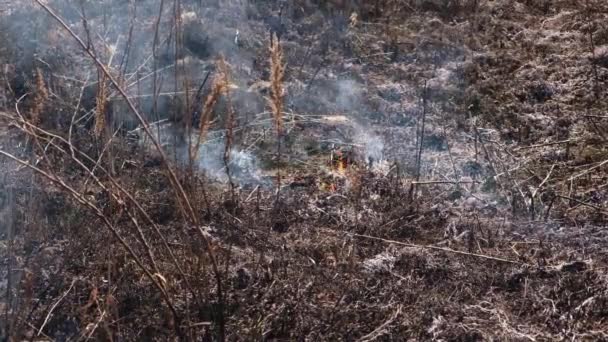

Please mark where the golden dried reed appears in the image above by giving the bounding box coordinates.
[191,60,228,161]
[94,75,107,138]
[268,34,285,197]
[30,68,48,125]
[268,33,285,136]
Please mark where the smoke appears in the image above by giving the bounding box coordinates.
[137,122,267,186]
[334,79,386,165]
[196,137,267,186]
[359,131,385,164]
[4,0,392,185]
[336,79,362,112]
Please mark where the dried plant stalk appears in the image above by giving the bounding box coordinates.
[94,74,107,138]
[268,34,285,197]
[268,33,285,137]
[218,58,237,195]
[30,68,48,125]
[191,62,227,162]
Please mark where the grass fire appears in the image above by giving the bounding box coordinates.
[2,0,608,340]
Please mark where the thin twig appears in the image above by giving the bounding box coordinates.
[412,180,478,185]
[558,194,608,215]
[415,81,428,182]
[568,159,608,181]
[514,139,575,150]
[358,305,402,342]
[531,163,556,199]
[584,114,608,119]
[37,278,77,336]
[245,185,260,203]
[321,228,523,265]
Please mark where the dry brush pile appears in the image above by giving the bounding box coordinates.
[1,0,608,340]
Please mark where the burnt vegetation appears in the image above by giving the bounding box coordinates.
[2,0,608,340]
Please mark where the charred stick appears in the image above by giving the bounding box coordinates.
[118,2,137,79]
[415,81,428,182]
[306,62,325,92]
[190,70,212,121]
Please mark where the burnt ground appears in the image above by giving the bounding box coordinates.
[2,0,608,340]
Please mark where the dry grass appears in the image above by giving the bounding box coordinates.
[4,0,608,340]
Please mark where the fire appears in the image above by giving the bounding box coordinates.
[331,148,350,175]
[336,151,347,174]
[319,148,352,192]
[319,180,337,192]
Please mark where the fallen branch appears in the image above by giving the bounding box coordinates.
[584,114,608,119]
[558,195,608,215]
[514,139,575,150]
[568,159,608,181]
[412,180,478,185]
[358,305,402,342]
[531,163,556,199]
[320,228,524,265]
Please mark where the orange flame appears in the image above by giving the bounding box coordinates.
[337,155,346,174]
[333,151,348,175]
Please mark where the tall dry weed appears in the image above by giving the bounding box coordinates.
[268,33,285,198]
[94,75,107,138]
[268,34,285,137]
[191,60,228,162]
[30,68,48,126]
[218,57,233,151]
[217,57,238,199]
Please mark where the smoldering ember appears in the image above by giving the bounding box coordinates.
[1,0,608,340]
